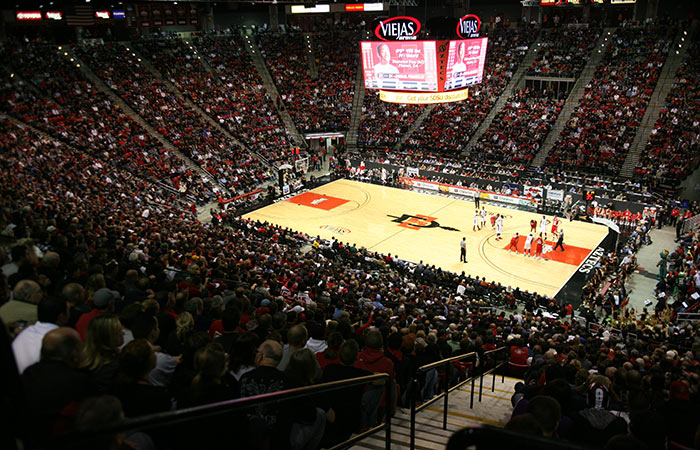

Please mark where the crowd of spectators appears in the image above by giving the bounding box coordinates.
[0,43,216,204]
[357,92,425,148]
[257,30,357,133]
[506,211,700,450]
[76,42,274,194]
[636,40,700,188]
[403,28,535,154]
[527,27,602,78]
[133,36,293,166]
[351,148,652,202]
[471,89,563,165]
[546,25,675,176]
[2,110,699,450]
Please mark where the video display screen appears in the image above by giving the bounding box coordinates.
[361,41,438,92]
[444,37,488,91]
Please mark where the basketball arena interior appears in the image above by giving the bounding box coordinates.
[2,0,700,449]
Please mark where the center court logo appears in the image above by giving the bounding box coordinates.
[320,225,351,235]
[388,213,460,231]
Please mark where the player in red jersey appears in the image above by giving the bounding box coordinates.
[490,214,497,230]
[530,219,537,233]
[535,233,544,259]
[551,216,560,237]
[508,233,519,253]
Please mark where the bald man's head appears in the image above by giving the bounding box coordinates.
[41,327,82,367]
[13,279,43,304]
[257,339,283,367]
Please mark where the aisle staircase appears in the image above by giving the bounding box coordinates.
[619,31,687,177]
[464,35,542,156]
[350,375,518,450]
[530,29,612,167]
[347,61,368,149]
[245,35,306,148]
[304,32,319,78]
[68,48,230,195]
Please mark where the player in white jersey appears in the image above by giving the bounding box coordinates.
[473,211,480,231]
[495,215,503,240]
[539,216,549,239]
[523,233,534,256]
[479,207,487,228]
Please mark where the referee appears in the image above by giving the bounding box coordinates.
[460,237,468,263]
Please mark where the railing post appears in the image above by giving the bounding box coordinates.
[385,377,391,450]
[502,349,505,383]
[492,369,496,392]
[479,370,484,402]
[470,377,475,409]
[443,362,449,430]
[410,379,417,450]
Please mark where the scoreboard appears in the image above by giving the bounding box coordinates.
[362,14,488,103]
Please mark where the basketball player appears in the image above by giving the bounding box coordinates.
[480,206,487,229]
[539,216,549,239]
[523,233,534,257]
[460,237,467,262]
[535,233,544,259]
[495,214,504,240]
[473,211,480,231]
[530,219,537,233]
[508,232,519,253]
[490,214,497,230]
[551,216,560,237]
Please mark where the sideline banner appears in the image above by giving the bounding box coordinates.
[547,189,564,201]
[399,177,534,206]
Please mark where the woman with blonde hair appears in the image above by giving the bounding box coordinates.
[166,311,194,356]
[81,313,124,392]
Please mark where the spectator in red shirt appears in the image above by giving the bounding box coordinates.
[316,332,343,370]
[509,339,529,366]
[356,330,395,428]
[75,288,120,341]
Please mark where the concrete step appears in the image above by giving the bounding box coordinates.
[349,375,519,450]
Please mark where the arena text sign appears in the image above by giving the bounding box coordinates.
[456,14,481,39]
[375,16,421,41]
[379,88,469,104]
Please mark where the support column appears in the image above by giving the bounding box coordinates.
[269,4,279,29]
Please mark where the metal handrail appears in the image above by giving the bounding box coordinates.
[47,373,392,450]
[408,347,509,450]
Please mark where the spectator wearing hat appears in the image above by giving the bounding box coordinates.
[75,287,120,341]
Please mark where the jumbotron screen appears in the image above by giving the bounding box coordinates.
[444,37,488,91]
[361,41,439,92]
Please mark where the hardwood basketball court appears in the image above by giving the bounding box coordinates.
[244,179,609,298]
